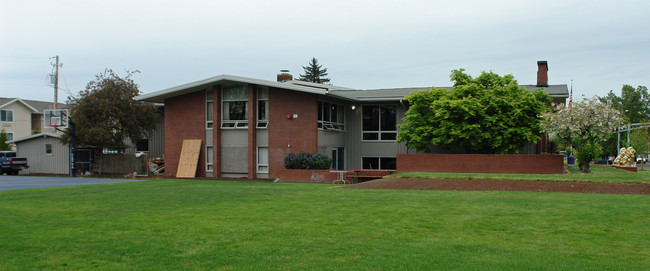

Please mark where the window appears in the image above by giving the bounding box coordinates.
[206,90,213,129]
[222,85,248,128]
[0,110,13,122]
[257,88,269,128]
[257,147,269,173]
[206,146,213,172]
[136,139,149,152]
[6,132,12,141]
[362,157,396,170]
[362,105,397,141]
[318,101,345,131]
[332,147,345,170]
[45,143,52,155]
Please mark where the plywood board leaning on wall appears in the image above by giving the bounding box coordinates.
[176,139,203,178]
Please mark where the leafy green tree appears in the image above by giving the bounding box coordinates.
[63,69,159,150]
[630,128,650,156]
[541,97,621,173]
[599,85,649,123]
[298,58,330,84]
[398,69,552,154]
[0,129,12,151]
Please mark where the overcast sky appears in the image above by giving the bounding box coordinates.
[1,0,648,103]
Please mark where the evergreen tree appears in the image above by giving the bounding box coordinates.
[298,58,330,84]
[0,129,12,151]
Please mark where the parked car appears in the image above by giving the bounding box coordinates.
[0,151,29,175]
[637,156,647,164]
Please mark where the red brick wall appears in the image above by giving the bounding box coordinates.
[247,85,257,179]
[268,88,318,179]
[164,91,206,177]
[397,154,564,174]
[276,169,339,182]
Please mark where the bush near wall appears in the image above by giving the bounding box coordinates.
[284,152,332,170]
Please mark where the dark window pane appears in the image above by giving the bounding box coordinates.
[331,104,337,123]
[380,158,396,170]
[362,105,379,131]
[323,102,331,121]
[318,102,322,121]
[363,133,379,140]
[381,133,397,140]
[229,101,247,120]
[381,105,396,131]
[258,100,267,121]
[362,157,379,170]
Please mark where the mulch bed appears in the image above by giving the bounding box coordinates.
[342,178,650,195]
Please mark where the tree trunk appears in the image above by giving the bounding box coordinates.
[580,161,591,173]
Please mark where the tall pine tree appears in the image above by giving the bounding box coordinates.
[298,58,330,84]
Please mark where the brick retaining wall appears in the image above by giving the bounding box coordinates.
[277,169,340,183]
[397,154,564,174]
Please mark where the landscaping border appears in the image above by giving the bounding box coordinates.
[397,154,564,174]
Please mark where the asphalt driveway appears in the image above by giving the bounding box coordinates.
[0,175,147,191]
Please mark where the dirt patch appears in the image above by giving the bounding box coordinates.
[342,178,650,195]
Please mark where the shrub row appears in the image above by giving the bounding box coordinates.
[284,152,332,170]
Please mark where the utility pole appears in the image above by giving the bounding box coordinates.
[51,56,61,109]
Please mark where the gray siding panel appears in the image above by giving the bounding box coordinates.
[16,136,69,175]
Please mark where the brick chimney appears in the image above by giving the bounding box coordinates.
[277,70,293,82]
[536,61,549,87]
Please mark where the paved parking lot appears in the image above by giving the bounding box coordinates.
[0,176,147,191]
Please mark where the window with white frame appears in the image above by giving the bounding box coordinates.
[257,147,269,173]
[257,88,269,128]
[222,85,248,128]
[6,132,13,141]
[362,157,396,170]
[318,101,345,131]
[206,90,213,129]
[362,105,397,141]
[206,146,213,172]
[45,143,52,155]
[0,110,13,122]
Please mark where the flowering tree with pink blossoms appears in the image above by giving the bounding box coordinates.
[541,97,621,173]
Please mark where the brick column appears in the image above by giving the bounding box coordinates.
[213,85,221,178]
[247,85,257,179]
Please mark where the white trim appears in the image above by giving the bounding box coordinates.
[7,133,61,144]
[0,98,39,112]
[257,146,269,173]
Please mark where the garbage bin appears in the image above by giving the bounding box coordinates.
[567,156,575,165]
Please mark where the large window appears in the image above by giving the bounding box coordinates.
[318,101,345,131]
[362,105,397,141]
[257,88,269,128]
[222,85,248,128]
[0,110,13,122]
[362,157,396,170]
[257,147,269,173]
[206,90,213,129]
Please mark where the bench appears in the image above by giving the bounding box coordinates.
[347,170,396,184]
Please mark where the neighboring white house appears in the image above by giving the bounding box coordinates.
[0,97,65,143]
[9,133,70,175]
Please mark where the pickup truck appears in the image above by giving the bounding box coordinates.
[0,151,29,175]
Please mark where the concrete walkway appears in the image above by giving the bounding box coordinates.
[0,175,147,191]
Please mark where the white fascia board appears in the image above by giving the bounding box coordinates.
[8,133,61,144]
[137,74,329,103]
[0,98,39,112]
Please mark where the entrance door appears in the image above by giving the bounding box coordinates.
[332,147,345,170]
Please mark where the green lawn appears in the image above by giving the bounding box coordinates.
[394,164,650,184]
[1,180,648,270]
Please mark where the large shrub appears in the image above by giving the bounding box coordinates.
[284,152,332,170]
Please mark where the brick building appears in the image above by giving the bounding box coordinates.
[137,61,568,179]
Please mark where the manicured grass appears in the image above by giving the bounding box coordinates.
[394,164,650,184]
[1,180,648,270]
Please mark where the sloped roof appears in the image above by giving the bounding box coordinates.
[137,74,570,103]
[8,133,61,144]
[0,98,66,113]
